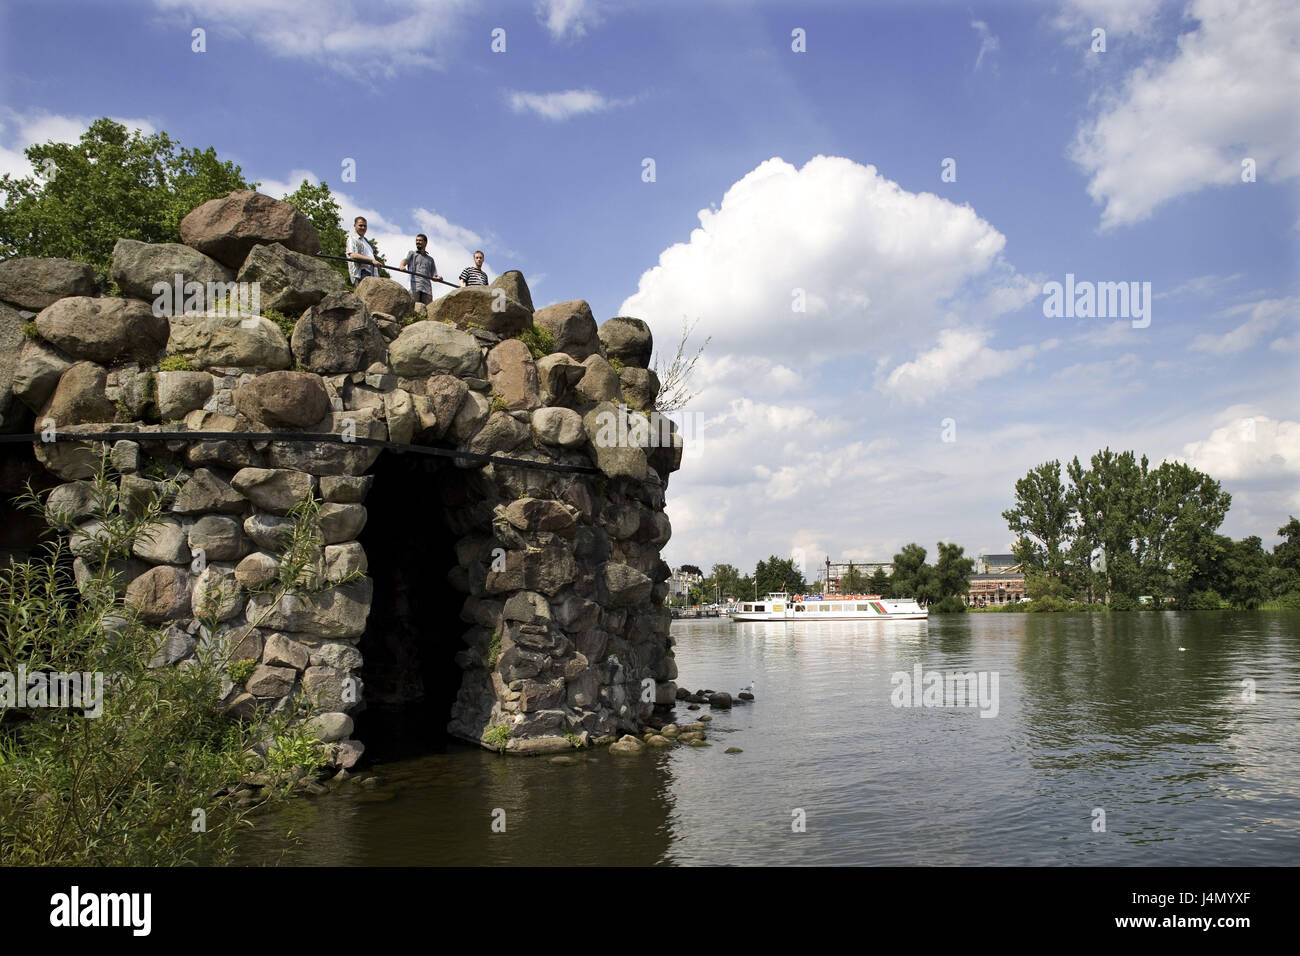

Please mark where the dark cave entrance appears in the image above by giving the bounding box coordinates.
[354,448,474,760]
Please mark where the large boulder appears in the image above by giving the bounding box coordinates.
[267,407,385,476]
[532,300,598,361]
[11,339,71,412]
[486,338,540,410]
[237,242,346,314]
[291,292,387,375]
[35,297,169,364]
[125,566,192,622]
[234,370,330,427]
[0,303,25,430]
[598,316,653,368]
[535,353,586,405]
[42,361,116,425]
[490,271,534,312]
[109,239,235,302]
[155,371,214,421]
[231,467,317,514]
[354,276,415,321]
[619,367,660,411]
[389,321,483,378]
[465,411,531,458]
[244,577,373,640]
[531,406,585,447]
[604,562,653,606]
[583,402,647,480]
[0,258,97,311]
[575,354,621,403]
[166,313,291,369]
[428,287,532,337]
[179,189,320,268]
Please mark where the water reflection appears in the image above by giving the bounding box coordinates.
[237,612,1300,866]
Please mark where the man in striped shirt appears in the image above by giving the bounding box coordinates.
[459,250,489,287]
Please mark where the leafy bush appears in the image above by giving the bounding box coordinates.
[158,355,195,372]
[1261,591,1300,610]
[0,457,342,864]
[1185,589,1224,610]
[20,321,40,340]
[1108,594,1137,612]
[262,309,295,341]
[486,630,502,669]
[608,356,625,375]
[227,658,258,684]
[929,595,967,614]
[489,394,509,413]
[483,723,510,753]
[517,325,555,360]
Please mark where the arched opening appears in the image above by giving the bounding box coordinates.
[353,447,477,760]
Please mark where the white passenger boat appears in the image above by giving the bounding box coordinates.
[731,591,928,622]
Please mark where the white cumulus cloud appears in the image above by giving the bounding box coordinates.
[1071,0,1300,229]
[1183,407,1300,480]
[882,328,1039,403]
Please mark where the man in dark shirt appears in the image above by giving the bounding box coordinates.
[459,250,489,286]
[399,234,441,304]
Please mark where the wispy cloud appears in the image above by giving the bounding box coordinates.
[505,88,627,121]
[534,0,603,40]
[971,20,999,71]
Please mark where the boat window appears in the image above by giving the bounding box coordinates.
[743,605,752,612]
[819,605,832,611]
[795,605,805,612]
[772,604,784,612]
[857,604,870,611]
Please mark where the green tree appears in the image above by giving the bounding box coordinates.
[839,563,868,592]
[710,562,741,600]
[688,585,704,605]
[889,543,928,599]
[932,541,974,601]
[869,566,890,596]
[282,179,347,281]
[1002,460,1070,576]
[753,555,806,595]
[0,118,253,278]
[1273,517,1300,596]
[1138,460,1232,602]
[1067,449,1149,603]
[679,564,703,577]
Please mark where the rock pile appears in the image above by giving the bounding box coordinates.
[0,189,685,764]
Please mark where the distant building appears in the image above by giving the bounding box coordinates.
[975,553,1021,574]
[668,567,704,599]
[822,559,892,594]
[966,572,1026,606]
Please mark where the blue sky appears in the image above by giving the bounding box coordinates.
[2,0,1297,576]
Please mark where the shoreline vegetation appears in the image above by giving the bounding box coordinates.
[0,458,352,866]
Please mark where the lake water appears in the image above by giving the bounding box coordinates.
[235,611,1300,865]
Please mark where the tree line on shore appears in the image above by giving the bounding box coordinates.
[681,448,1300,613]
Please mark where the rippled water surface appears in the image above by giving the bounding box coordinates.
[236,612,1300,865]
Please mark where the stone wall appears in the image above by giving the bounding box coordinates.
[0,189,683,764]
